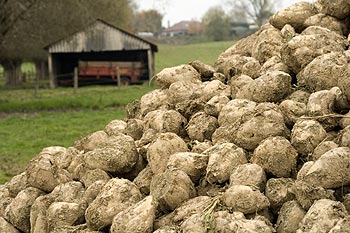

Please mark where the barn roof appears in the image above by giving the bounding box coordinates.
[45,19,158,53]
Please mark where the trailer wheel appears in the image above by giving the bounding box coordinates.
[121,76,131,86]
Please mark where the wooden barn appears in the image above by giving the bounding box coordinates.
[45,19,158,87]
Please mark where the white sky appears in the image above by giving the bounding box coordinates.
[136,0,314,27]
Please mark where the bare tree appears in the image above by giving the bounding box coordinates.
[227,0,279,26]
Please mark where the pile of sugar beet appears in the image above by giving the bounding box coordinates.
[2,1,350,233]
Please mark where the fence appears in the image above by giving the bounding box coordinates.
[0,65,123,95]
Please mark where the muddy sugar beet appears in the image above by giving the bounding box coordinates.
[2,0,350,232]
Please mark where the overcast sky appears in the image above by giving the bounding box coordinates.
[137,0,314,27]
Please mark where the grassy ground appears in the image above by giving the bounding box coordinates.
[0,109,123,183]
[0,85,155,183]
[155,41,234,72]
[0,40,234,183]
[0,85,155,112]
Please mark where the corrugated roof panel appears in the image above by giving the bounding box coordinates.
[48,20,154,53]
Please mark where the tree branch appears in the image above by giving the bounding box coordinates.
[228,0,277,25]
[0,0,37,38]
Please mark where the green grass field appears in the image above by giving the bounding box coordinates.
[0,109,123,183]
[0,40,234,183]
[0,85,155,183]
[155,41,233,72]
[0,85,155,112]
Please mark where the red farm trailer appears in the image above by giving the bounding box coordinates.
[77,61,146,85]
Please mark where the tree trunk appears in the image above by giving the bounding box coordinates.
[34,60,48,80]
[2,59,22,86]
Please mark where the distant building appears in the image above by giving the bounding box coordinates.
[45,19,157,87]
[137,32,155,38]
[162,20,202,37]
[230,22,258,38]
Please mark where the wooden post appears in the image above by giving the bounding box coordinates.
[112,66,115,81]
[116,66,121,88]
[34,61,39,97]
[74,67,78,94]
[48,54,55,89]
[147,50,154,82]
[34,71,39,98]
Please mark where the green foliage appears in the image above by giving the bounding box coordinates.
[202,6,231,41]
[21,62,35,73]
[134,9,163,35]
[84,0,135,30]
